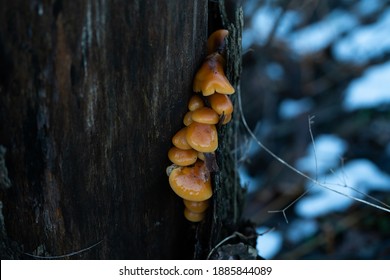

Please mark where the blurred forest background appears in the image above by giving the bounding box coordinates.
[238,0,390,259]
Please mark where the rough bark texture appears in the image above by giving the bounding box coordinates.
[0,0,244,259]
[194,0,246,259]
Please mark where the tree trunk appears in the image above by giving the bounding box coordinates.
[0,0,244,259]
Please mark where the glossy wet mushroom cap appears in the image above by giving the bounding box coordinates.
[172,127,191,150]
[191,107,219,125]
[193,53,235,96]
[188,95,205,111]
[208,93,233,116]
[220,113,232,125]
[197,152,205,161]
[168,147,198,166]
[183,111,193,126]
[186,122,218,153]
[168,160,212,201]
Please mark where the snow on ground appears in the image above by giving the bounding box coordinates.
[343,60,390,111]
[256,227,283,259]
[295,134,348,175]
[278,98,314,119]
[286,9,358,55]
[333,8,390,64]
[242,0,390,257]
[354,0,384,17]
[243,5,301,49]
[355,0,384,16]
[286,219,318,244]
[295,159,390,218]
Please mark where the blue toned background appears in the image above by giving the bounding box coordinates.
[238,0,390,259]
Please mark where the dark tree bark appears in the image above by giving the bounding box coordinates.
[0,0,244,259]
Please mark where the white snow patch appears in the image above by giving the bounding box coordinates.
[287,219,318,243]
[296,159,390,218]
[354,0,384,17]
[286,9,358,55]
[333,8,390,64]
[244,6,301,49]
[296,134,348,175]
[343,61,390,111]
[279,98,314,119]
[256,227,283,259]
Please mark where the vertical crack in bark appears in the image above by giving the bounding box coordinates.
[193,0,247,260]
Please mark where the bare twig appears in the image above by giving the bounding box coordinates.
[268,187,313,223]
[237,88,390,216]
[308,115,318,181]
[207,228,275,259]
[24,239,103,259]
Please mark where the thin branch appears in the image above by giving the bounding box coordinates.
[237,89,390,214]
[207,228,275,259]
[331,164,390,209]
[308,115,318,181]
[24,239,103,259]
[268,186,314,223]
[267,116,320,224]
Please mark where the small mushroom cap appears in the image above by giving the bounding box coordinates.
[169,161,212,201]
[193,53,235,96]
[208,93,233,115]
[191,107,219,124]
[183,111,193,126]
[197,152,205,161]
[183,199,210,213]
[184,207,205,222]
[172,127,191,150]
[168,147,198,166]
[207,29,229,54]
[188,95,205,111]
[186,122,218,153]
[220,113,232,125]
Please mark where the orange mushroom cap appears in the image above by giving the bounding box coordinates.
[168,147,198,166]
[184,207,205,222]
[208,93,233,116]
[183,199,210,213]
[220,113,232,125]
[188,95,205,111]
[191,107,219,124]
[197,152,205,161]
[183,111,193,126]
[207,29,229,54]
[193,53,235,96]
[168,160,212,202]
[186,122,218,153]
[172,127,191,150]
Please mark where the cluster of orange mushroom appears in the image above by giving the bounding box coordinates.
[166,29,235,222]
